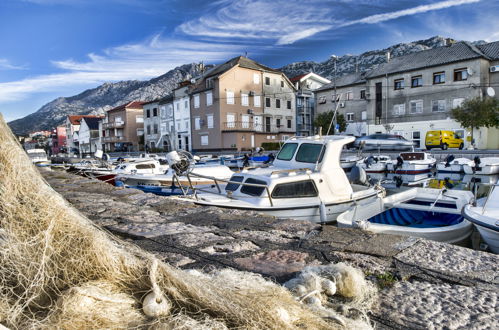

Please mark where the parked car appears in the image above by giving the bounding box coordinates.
[352,134,415,151]
[425,130,464,150]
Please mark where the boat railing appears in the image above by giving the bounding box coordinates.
[183,172,274,206]
[270,168,312,175]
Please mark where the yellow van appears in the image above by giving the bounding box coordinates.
[425,130,464,150]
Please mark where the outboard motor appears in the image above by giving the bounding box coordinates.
[444,155,455,168]
[394,176,403,188]
[363,155,375,169]
[117,157,125,163]
[394,156,404,171]
[444,177,454,189]
[472,156,481,173]
[349,165,368,186]
[264,153,275,164]
[166,151,193,175]
[242,154,250,168]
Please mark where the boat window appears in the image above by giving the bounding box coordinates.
[295,143,325,163]
[136,164,155,169]
[225,176,244,191]
[277,143,298,161]
[240,178,267,196]
[271,180,318,199]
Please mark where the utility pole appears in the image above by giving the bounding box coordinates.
[332,55,338,135]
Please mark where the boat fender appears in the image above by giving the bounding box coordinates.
[445,155,455,167]
[319,202,327,224]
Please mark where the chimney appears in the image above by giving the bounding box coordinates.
[385,51,391,63]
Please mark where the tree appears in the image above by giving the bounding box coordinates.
[314,112,347,135]
[451,97,499,145]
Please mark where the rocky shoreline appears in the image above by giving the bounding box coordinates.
[41,169,498,329]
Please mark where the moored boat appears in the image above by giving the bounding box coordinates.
[386,151,436,174]
[436,155,473,173]
[463,157,499,175]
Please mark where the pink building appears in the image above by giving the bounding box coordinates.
[51,126,67,155]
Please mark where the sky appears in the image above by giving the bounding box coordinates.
[1,0,498,122]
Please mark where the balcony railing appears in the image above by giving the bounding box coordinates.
[102,136,126,143]
[222,121,294,133]
[103,121,125,129]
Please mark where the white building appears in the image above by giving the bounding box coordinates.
[78,117,102,156]
[173,83,192,151]
[143,100,161,151]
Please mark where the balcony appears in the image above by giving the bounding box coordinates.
[102,136,127,143]
[103,121,125,129]
[222,122,294,133]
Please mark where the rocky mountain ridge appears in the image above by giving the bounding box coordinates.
[8,36,479,135]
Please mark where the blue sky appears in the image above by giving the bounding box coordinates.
[1,0,498,122]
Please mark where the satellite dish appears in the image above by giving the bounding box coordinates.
[487,87,496,97]
[467,68,474,76]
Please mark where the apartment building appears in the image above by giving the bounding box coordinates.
[143,99,161,151]
[315,72,367,136]
[102,101,144,152]
[290,73,331,136]
[78,117,102,156]
[190,56,296,152]
[173,83,192,151]
[315,41,499,149]
[50,126,66,155]
[65,115,101,156]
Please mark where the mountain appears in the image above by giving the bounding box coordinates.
[8,36,473,135]
[8,63,205,135]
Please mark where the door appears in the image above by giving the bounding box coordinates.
[242,115,250,129]
[412,131,421,148]
[265,117,271,133]
[227,114,235,128]
[251,135,255,148]
[375,82,382,124]
[253,115,263,132]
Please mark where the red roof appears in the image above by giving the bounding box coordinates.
[108,101,145,112]
[289,73,308,83]
[67,115,102,125]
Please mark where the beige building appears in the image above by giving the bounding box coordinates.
[102,101,144,152]
[189,56,296,152]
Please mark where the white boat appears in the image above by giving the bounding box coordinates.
[463,157,499,175]
[462,184,499,253]
[386,152,436,174]
[436,155,473,173]
[26,148,49,164]
[337,187,474,243]
[340,155,364,172]
[384,173,433,189]
[462,174,499,185]
[187,135,384,223]
[359,155,392,173]
[115,164,234,195]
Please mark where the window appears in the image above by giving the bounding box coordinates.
[177,122,181,130]
[226,91,234,104]
[136,163,156,170]
[207,115,213,128]
[160,106,167,119]
[271,180,318,199]
[287,119,292,129]
[432,100,446,112]
[452,98,465,108]
[394,79,405,90]
[283,100,289,110]
[240,178,267,196]
[412,131,421,148]
[241,93,249,106]
[201,135,209,145]
[276,118,281,127]
[433,72,445,84]
[346,91,354,100]
[242,115,250,128]
[280,81,284,87]
[225,175,244,191]
[206,91,213,106]
[454,68,468,81]
[361,111,367,120]
[318,96,326,104]
[360,90,366,99]
[184,120,189,129]
[410,100,423,114]
[153,124,158,134]
[276,99,281,108]
[265,77,270,85]
[194,117,200,130]
[295,143,324,163]
[393,104,406,116]
[185,100,188,109]
[253,74,260,84]
[146,125,151,135]
[146,109,150,118]
[153,108,158,116]
[194,94,200,108]
[346,113,354,122]
[411,76,423,88]
[135,116,143,123]
[265,97,271,107]
[226,114,235,128]
[254,95,261,107]
[276,143,298,160]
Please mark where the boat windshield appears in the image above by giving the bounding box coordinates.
[295,143,325,163]
[277,143,298,161]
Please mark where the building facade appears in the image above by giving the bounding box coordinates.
[78,117,102,156]
[173,83,192,151]
[190,56,296,152]
[102,101,144,152]
[290,73,331,136]
[65,115,101,156]
[50,126,67,155]
[143,100,161,151]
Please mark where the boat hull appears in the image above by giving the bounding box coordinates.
[463,205,499,253]
[463,164,499,175]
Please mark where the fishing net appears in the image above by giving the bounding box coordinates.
[0,116,375,329]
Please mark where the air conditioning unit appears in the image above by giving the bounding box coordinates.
[490,65,499,73]
[249,91,255,96]
[247,109,254,114]
[339,102,345,108]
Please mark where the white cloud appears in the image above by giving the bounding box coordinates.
[0,35,241,103]
[178,0,481,45]
[0,59,27,70]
